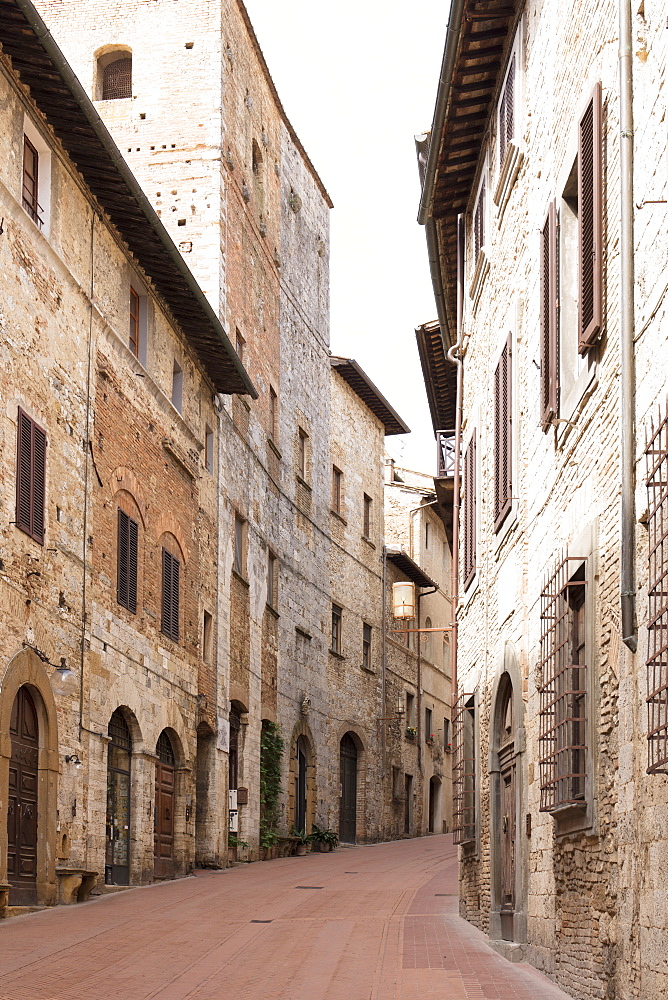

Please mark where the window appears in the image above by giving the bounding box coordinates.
[577,83,602,354]
[443,717,450,749]
[269,386,278,442]
[405,691,415,726]
[462,432,477,589]
[332,466,342,514]
[363,494,372,538]
[22,136,42,228]
[235,329,245,364]
[473,180,485,266]
[498,53,516,167]
[540,201,558,430]
[161,548,180,641]
[425,707,433,743]
[298,428,308,479]
[16,408,46,545]
[493,336,512,532]
[117,509,138,614]
[267,550,277,608]
[233,514,246,577]
[172,360,183,414]
[452,693,476,843]
[129,287,140,357]
[205,426,214,473]
[646,405,668,774]
[362,623,372,670]
[202,610,213,663]
[538,553,588,811]
[101,54,132,101]
[424,616,433,661]
[331,603,342,653]
[425,519,430,550]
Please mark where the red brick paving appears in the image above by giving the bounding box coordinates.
[0,835,573,1000]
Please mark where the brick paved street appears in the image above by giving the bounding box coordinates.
[0,836,573,1000]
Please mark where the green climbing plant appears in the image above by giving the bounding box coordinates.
[260,720,284,840]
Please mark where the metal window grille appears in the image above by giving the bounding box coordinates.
[473,182,485,264]
[436,429,456,478]
[452,693,476,843]
[646,403,668,774]
[102,57,132,100]
[538,552,588,810]
[156,730,175,766]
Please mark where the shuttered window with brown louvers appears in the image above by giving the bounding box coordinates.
[102,57,132,101]
[578,82,602,354]
[463,432,477,590]
[493,337,512,532]
[473,182,485,265]
[117,509,138,614]
[161,548,180,641]
[499,54,515,166]
[452,693,476,844]
[16,408,46,545]
[540,200,559,429]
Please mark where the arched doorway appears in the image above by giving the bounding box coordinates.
[339,733,357,844]
[8,686,39,905]
[195,722,215,866]
[105,710,132,885]
[428,775,441,833]
[154,730,176,878]
[294,735,308,832]
[497,679,516,934]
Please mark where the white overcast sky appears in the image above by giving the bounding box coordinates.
[242,0,449,474]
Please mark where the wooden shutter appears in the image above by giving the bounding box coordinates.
[578,82,602,354]
[540,200,559,429]
[474,182,485,264]
[16,408,46,545]
[463,431,476,590]
[499,54,515,165]
[117,509,138,614]
[493,336,512,532]
[161,548,180,641]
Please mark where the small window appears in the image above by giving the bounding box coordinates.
[234,514,246,577]
[172,360,183,414]
[363,494,372,538]
[425,519,430,550]
[405,691,415,726]
[331,603,342,654]
[473,180,485,266]
[424,616,433,661]
[22,136,43,228]
[425,707,433,743]
[205,426,214,473]
[269,386,278,442]
[443,718,450,748]
[298,428,308,479]
[102,54,132,101]
[498,53,516,166]
[129,287,140,357]
[267,550,277,608]
[117,508,138,614]
[161,547,180,641]
[362,623,372,670]
[332,466,342,514]
[235,329,245,364]
[493,337,512,533]
[16,408,47,545]
[202,610,213,663]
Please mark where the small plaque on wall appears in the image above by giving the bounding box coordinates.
[236,787,249,805]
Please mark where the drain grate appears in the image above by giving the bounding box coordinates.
[295,885,323,889]
[250,919,272,923]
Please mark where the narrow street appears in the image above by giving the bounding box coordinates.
[0,836,572,1000]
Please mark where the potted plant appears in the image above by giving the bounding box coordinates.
[228,833,248,863]
[425,733,435,748]
[291,828,310,856]
[405,725,417,740]
[308,825,339,853]
[259,828,279,860]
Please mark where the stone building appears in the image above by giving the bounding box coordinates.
[382,461,453,840]
[418,0,667,997]
[0,0,425,913]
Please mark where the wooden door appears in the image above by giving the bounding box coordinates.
[154,732,176,878]
[295,737,307,833]
[339,734,357,844]
[7,687,39,905]
[500,767,516,911]
[105,710,131,885]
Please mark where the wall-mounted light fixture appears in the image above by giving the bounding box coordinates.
[64,754,83,769]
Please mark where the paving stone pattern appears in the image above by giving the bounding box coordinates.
[0,836,574,1000]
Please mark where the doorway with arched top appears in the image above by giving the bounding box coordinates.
[428,775,442,833]
[154,730,176,878]
[339,733,358,844]
[105,709,132,885]
[7,686,39,905]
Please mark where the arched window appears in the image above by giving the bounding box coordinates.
[102,55,132,100]
[424,616,433,661]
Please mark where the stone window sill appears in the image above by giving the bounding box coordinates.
[329,649,345,660]
[362,535,376,549]
[265,603,279,619]
[232,569,250,588]
[331,509,347,524]
[268,437,282,459]
[469,250,490,313]
[296,474,312,492]
[493,141,524,223]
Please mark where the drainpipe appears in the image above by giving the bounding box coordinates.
[447,214,466,698]
[619,0,637,652]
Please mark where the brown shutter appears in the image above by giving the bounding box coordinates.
[161,548,180,641]
[578,81,602,354]
[494,336,512,532]
[16,408,46,545]
[499,54,515,165]
[540,201,559,429]
[463,431,476,590]
[117,509,138,614]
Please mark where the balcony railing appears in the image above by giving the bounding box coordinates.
[436,430,457,478]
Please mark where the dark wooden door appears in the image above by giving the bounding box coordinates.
[339,734,357,844]
[295,736,307,833]
[7,687,39,905]
[154,732,176,878]
[500,767,516,911]
[105,710,132,885]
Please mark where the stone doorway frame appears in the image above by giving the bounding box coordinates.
[0,648,60,906]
